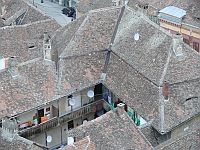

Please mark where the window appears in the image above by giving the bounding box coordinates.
[68,120,74,130]
[28,45,35,49]
[183,38,190,45]
[193,42,199,52]
[28,42,35,49]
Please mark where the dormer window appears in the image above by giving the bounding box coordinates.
[28,42,35,49]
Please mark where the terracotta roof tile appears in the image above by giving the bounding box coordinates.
[77,0,114,14]
[67,109,153,150]
[60,7,121,58]
[0,128,43,150]
[0,19,60,63]
[0,59,57,118]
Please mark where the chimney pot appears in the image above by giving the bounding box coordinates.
[117,103,125,114]
[173,33,183,57]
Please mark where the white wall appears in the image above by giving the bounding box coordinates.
[59,97,68,116]
[72,92,81,111]
[17,109,36,124]
[59,92,82,116]
[28,132,46,146]
[46,127,62,148]
[81,89,89,106]
[61,122,68,144]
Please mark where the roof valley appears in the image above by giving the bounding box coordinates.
[102,6,125,76]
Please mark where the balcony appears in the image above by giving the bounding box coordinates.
[19,99,107,138]
[18,116,58,137]
[59,100,103,124]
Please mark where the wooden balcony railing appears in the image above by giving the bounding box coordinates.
[18,100,105,138]
[59,100,102,124]
[19,117,58,137]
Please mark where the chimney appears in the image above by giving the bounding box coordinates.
[44,32,49,43]
[173,33,183,57]
[117,103,125,115]
[2,117,18,140]
[43,32,52,61]
[9,56,18,79]
[162,81,169,100]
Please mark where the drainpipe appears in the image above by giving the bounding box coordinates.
[45,131,47,147]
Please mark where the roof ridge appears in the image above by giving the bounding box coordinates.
[169,77,200,86]
[59,14,90,58]
[22,0,49,18]
[17,57,42,67]
[52,15,86,40]
[0,18,55,30]
[61,50,106,59]
[126,5,174,38]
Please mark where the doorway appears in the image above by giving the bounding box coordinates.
[94,83,103,101]
[38,109,44,124]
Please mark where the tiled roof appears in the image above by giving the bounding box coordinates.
[0,0,49,26]
[57,6,200,133]
[164,44,200,84]
[59,51,106,96]
[0,19,60,63]
[60,7,121,58]
[61,136,96,150]
[156,129,200,150]
[77,0,114,14]
[104,52,159,122]
[155,78,200,132]
[67,108,153,150]
[111,7,173,85]
[0,128,43,150]
[0,2,199,140]
[52,15,86,57]
[128,0,200,28]
[0,5,60,119]
[0,59,57,118]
